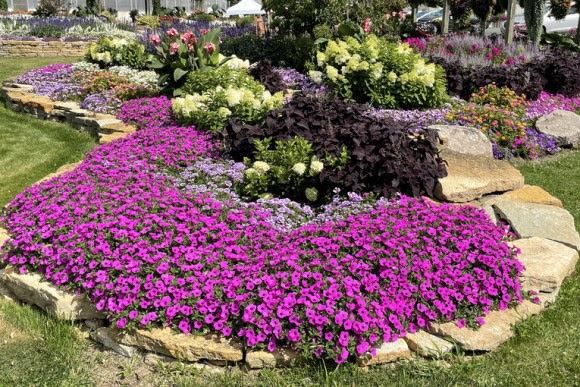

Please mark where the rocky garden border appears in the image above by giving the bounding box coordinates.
[0,74,579,372]
[1,79,136,144]
[0,39,92,57]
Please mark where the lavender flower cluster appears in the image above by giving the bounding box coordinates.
[366,107,449,131]
[274,67,329,96]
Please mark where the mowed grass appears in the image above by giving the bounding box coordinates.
[0,57,579,386]
[0,56,96,206]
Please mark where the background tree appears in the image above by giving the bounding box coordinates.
[471,0,506,35]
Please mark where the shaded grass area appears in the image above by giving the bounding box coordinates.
[0,301,90,386]
[0,57,96,206]
[0,57,578,386]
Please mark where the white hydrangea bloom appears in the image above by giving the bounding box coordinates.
[292,162,306,175]
[310,160,324,174]
[253,161,270,172]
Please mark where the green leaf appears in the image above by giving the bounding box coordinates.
[173,68,188,82]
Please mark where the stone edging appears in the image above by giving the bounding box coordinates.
[1,80,136,144]
[0,39,92,57]
[0,77,579,372]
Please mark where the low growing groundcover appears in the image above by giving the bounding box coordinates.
[1,120,527,364]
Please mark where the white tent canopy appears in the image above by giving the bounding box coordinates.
[225,0,265,17]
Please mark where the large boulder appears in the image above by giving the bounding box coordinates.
[535,110,580,148]
[494,202,580,250]
[115,328,244,363]
[435,151,525,202]
[357,339,411,366]
[0,266,105,320]
[509,237,579,293]
[428,125,494,157]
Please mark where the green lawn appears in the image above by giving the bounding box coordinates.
[0,57,579,386]
[0,57,96,206]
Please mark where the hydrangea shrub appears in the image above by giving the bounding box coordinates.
[86,37,147,69]
[311,35,448,109]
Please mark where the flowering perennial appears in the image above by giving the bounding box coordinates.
[1,121,524,363]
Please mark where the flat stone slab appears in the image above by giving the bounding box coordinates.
[494,202,580,250]
[92,327,135,358]
[435,151,525,203]
[429,125,493,157]
[246,348,301,369]
[0,266,106,320]
[536,110,580,148]
[115,328,243,362]
[430,302,542,352]
[479,185,563,208]
[404,330,454,357]
[0,227,8,247]
[509,237,579,293]
[358,339,411,366]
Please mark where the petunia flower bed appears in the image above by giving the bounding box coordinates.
[0,120,526,364]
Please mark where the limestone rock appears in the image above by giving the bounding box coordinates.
[0,227,8,247]
[0,270,17,302]
[435,151,525,203]
[430,301,543,353]
[0,266,105,320]
[358,339,411,366]
[429,125,493,157]
[246,348,301,369]
[116,328,243,362]
[535,110,580,148]
[404,330,454,357]
[480,185,563,208]
[482,205,499,225]
[53,101,80,111]
[509,237,579,293]
[92,327,135,358]
[99,132,129,144]
[37,162,81,183]
[494,202,580,250]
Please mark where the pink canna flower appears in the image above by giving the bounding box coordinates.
[149,34,161,45]
[169,42,180,55]
[204,42,216,54]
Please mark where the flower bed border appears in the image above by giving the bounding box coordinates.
[0,39,93,57]
[0,72,579,372]
[1,79,135,144]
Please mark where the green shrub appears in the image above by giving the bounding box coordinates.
[29,24,64,38]
[136,14,160,27]
[221,34,315,72]
[172,84,284,133]
[311,35,448,109]
[237,15,254,27]
[0,0,7,10]
[183,66,262,95]
[193,13,216,22]
[86,37,147,69]
[239,137,325,202]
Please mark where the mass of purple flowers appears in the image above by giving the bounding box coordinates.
[16,63,157,115]
[1,117,526,363]
[526,92,580,121]
[117,96,176,128]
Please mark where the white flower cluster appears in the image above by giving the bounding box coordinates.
[108,66,159,87]
[291,158,324,176]
[312,36,437,89]
[173,85,283,120]
[71,61,101,73]
[219,54,251,70]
